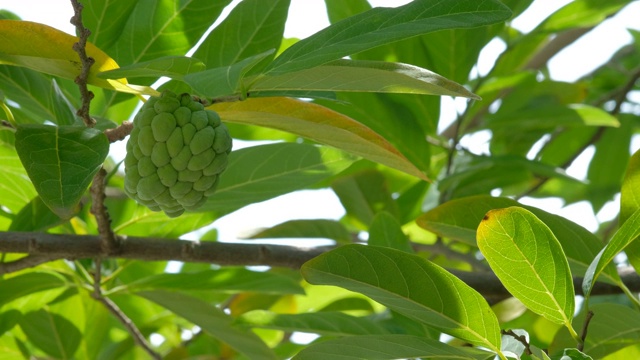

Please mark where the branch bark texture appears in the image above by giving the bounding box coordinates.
[1,231,639,301]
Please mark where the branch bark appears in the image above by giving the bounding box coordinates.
[1,231,639,301]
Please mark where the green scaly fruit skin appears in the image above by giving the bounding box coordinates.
[123,91,232,217]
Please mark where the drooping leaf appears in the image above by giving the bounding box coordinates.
[0,20,141,93]
[0,144,37,215]
[211,98,428,180]
[302,244,503,352]
[332,169,400,228]
[193,0,290,68]
[121,268,304,295]
[477,207,576,333]
[293,334,496,360]
[138,290,277,360]
[550,303,640,359]
[318,92,433,173]
[245,219,351,243]
[0,272,67,306]
[197,142,357,214]
[265,0,512,74]
[249,60,480,99]
[98,56,205,80]
[416,195,620,283]
[236,310,389,336]
[368,211,413,253]
[19,310,82,359]
[14,124,110,219]
[582,208,640,298]
[0,67,69,125]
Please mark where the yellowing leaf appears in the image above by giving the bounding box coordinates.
[0,20,151,94]
[211,97,428,180]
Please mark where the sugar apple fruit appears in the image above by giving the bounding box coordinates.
[124,91,232,217]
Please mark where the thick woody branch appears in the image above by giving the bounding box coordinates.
[1,231,639,301]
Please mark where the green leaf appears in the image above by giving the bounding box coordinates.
[138,290,277,360]
[236,310,389,336]
[98,56,205,80]
[620,149,640,273]
[19,309,82,359]
[559,349,593,360]
[193,0,290,68]
[183,50,275,98]
[550,303,640,359]
[293,334,496,360]
[80,0,137,50]
[582,208,640,298]
[14,125,110,219]
[485,104,620,130]
[537,0,630,32]
[211,97,428,180]
[438,155,582,199]
[8,196,63,231]
[121,268,304,295]
[0,272,67,306]
[105,0,231,66]
[319,92,433,172]
[245,219,351,243]
[368,211,413,253]
[416,195,620,283]
[586,115,633,211]
[249,60,480,99]
[332,170,399,228]
[0,20,138,93]
[110,205,217,238]
[197,142,357,214]
[302,244,502,352]
[266,0,512,75]
[0,310,21,336]
[0,67,69,125]
[477,207,576,334]
[0,144,37,215]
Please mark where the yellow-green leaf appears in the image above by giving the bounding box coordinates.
[0,20,149,94]
[477,207,577,338]
[211,97,428,180]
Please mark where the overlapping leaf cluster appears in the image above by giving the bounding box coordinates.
[1,0,640,359]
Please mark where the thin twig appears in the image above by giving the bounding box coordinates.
[501,329,532,355]
[104,121,134,143]
[578,310,595,351]
[69,0,96,127]
[0,254,59,275]
[91,258,161,359]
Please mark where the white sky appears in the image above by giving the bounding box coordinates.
[1,0,639,235]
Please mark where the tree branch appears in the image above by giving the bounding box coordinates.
[69,0,95,127]
[1,231,639,301]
